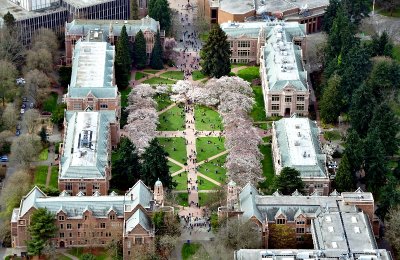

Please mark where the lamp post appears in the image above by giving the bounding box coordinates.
[372,0,376,15]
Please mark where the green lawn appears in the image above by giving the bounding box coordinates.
[168,160,182,174]
[143,69,161,74]
[258,145,275,194]
[323,130,342,141]
[197,153,227,183]
[262,136,272,143]
[237,66,260,83]
[182,243,201,260]
[200,32,209,42]
[67,248,109,260]
[378,7,400,17]
[34,165,48,186]
[154,93,173,111]
[120,87,131,108]
[231,63,247,68]
[198,192,210,206]
[198,176,219,190]
[157,105,185,131]
[38,148,48,161]
[49,166,58,188]
[254,122,271,130]
[135,71,145,80]
[160,71,184,80]
[142,77,176,85]
[196,137,226,162]
[251,86,267,121]
[177,193,189,206]
[228,72,236,76]
[158,137,187,164]
[195,105,223,131]
[42,92,58,113]
[192,70,206,81]
[173,171,188,191]
[393,45,400,63]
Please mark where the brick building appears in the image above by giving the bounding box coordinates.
[272,116,330,195]
[221,21,306,65]
[220,182,381,250]
[65,16,163,65]
[259,23,309,117]
[11,180,172,255]
[198,0,328,34]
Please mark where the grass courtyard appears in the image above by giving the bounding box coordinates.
[154,93,173,111]
[182,243,201,260]
[142,77,176,85]
[143,69,161,74]
[197,176,219,190]
[237,66,260,83]
[120,87,131,108]
[135,71,145,80]
[173,171,188,191]
[196,137,226,162]
[251,86,267,122]
[160,71,184,80]
[194,105,223,131]
[197,153,227,183]
[157,105,185,131]
[158,137,187,164]
[38,148,48,161]
[258,145,275,193]
[42,92,58,113]
[168,160,182,174]
[34,165,58,189]
[192,70,206,81]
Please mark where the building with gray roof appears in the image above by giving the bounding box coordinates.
[58,111,116,196]
[199,0,327,34]
[0,0,129,45]
[221,182,383,257]
[11,180,172,254]
[221,21,306,65]
[272,116,330,195]
[65,16,163,65]
[259,23,309,117]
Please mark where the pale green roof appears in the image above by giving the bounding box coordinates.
[125,208,152,234]
[60,111,116,179]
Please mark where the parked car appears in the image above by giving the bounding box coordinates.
[30,103,34,109]
[22,97,28,102]
[0,156,9,162]
[20,108,25,114]
[16,130,21,136]
[21,103,26,109]
[16,124,21,130]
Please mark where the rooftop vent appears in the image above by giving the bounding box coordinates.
[354,227,361,233]
[294,140,300,146]
[124,20,128,24]
[351,216,358,223]
[325,216,332,222]
[328,226,334,233]
[331,242,338,248]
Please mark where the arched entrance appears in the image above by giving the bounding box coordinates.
[59,241,65,248]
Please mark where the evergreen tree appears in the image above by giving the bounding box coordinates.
[27,208,57,256]
[115,25,131,89]
[130,0,139,20]
[334,154,356,192]
[273,167,304,195]
[376,176,400,220]
[200,24,231,78]
[150,31,163,69]
[344,129,364,174]
[320,73,342,124]
[363,130,388,194]
[3,11,15,29]
[140,139,175,189]
[110,137,141,191]
[349,83,376,137]
[148,0,172,33]
[134,30,147,69]
[370,31,393,57]
[369,103,400,156]
[367,59,400,101]
[321,0,341,32]
[342,0,370,24]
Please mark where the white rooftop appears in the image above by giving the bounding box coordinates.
[70,112,99,167]
[268,25,300,81]
[284,117,317,166]
[74,42,108,88]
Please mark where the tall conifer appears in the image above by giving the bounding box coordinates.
[150,31,163,69]
[115,25,131,89]
[134,30,147,69]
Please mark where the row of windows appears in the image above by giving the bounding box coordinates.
[228,41,252,48]
[271,105,305,111]
[65,183,100,191]
[72,103,109,110]
[271,95,305,102]
[59,222,107,230]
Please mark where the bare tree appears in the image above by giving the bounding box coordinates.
[24,69,50,104]
[0,168,31,219]
[385,206,400,255]
[31,28,59,62]
[217,218,261,250]
[23,109,40,134]
[0,28,25,67]
[10,134,42,167]
[2,103,18,131]
[163,38,178,61]
[0,59,18,106]
[25,49,53,73]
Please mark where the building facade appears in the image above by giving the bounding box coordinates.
[0,0,129,45]
[220,182,381,251]
[11,180,172,254]
[65,16,163,65]
[221,21,306,65]
[259,23,309,117]
[199,0,328,34]
[272,116,330,195]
